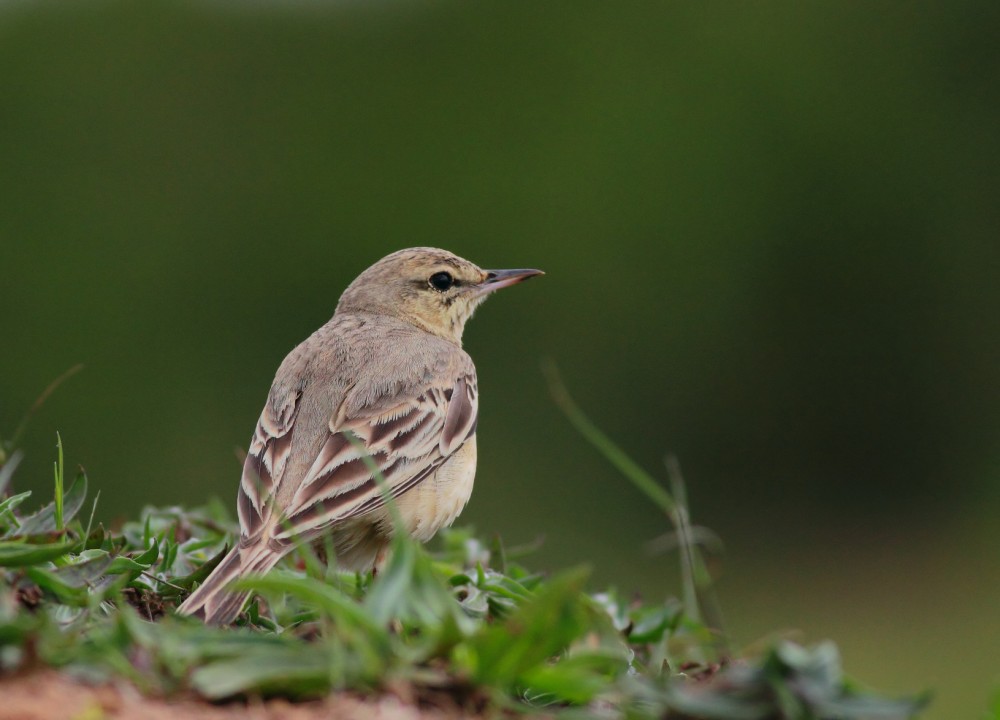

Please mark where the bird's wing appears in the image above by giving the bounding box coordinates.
[237,389,302,539]
[237,371,478,545]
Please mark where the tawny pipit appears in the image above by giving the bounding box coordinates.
[177,248,542,624]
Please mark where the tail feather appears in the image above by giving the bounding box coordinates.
[177,544,283,625]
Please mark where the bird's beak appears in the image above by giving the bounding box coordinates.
[473,268,545,297]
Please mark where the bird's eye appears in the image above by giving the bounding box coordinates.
[429,271,455,291]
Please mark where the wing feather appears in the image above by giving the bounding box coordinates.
[273,372,477,542]
[440,376,477,455]
[237,390,301,539]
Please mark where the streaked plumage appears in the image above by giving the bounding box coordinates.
[177,248,541,624]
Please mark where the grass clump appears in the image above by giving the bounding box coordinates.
[0,375,926,719]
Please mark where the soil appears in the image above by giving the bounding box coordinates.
[0,669,469,720]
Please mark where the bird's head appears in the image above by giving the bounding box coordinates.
[336,247,543,345]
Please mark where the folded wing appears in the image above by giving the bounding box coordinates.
[237,389,301,539]
[236,373,478,545]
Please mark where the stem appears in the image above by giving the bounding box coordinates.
[541,360,676,514]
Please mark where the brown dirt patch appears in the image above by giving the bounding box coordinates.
[0,669,470,720]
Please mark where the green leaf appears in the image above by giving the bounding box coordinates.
[0,491,32,519]
[465,566,591,688]
[191,644,335,699]
[364,536,473,640]
[169,543,228,593]
[107,555,153,576]
[238,572,386,640]
[11,473,88,538]
[48,550,115,588]
[24,567,89,604]
[0,539,79,567]
[521,651,626,704]
[82,524,107,551]
[132,538,160,566]
[628,601,683,644]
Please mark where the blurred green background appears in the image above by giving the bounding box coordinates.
[2,1,998,716]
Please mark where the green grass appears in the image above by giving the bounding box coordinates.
[0,380,926,719]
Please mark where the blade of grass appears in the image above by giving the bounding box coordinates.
[8,364,84,450]
[666,456,728,657]
[0,450,23,495]
[13,472,88,538]
[54,433,65,532]
[84,489,101,541]
[665,456,700,627]
[541,360,676,514]
[542,360,729,659]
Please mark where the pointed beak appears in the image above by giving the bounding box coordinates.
[473,268,545,297]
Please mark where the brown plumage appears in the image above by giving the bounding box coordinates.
[177,248,542,624]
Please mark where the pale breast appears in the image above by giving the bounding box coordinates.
[395,434,478,542]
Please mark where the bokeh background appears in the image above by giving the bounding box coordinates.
[2,1,998,716]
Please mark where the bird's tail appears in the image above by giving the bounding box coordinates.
[176,543,283,625]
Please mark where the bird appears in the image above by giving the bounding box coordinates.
[177,247,543,624]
